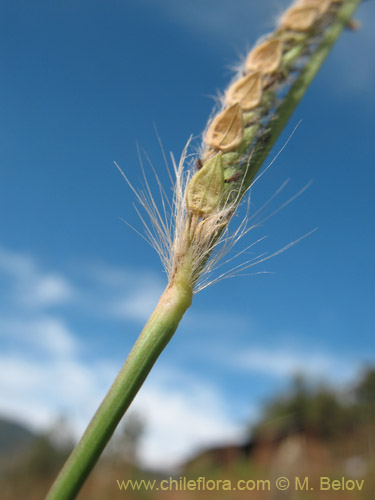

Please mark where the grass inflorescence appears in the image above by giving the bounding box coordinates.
[165,0,361,293]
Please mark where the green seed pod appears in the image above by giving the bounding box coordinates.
[186,154,224,217]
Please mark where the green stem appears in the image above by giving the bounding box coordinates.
[243,0,362,192]
[45,281,192,500]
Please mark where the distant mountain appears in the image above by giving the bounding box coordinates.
[0,416,37,456]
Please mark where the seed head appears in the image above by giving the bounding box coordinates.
[121,0,360,293]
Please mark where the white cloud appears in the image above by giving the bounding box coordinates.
[0,314,118,435]
[33,317,78,356]
[232,346,359,382]
[0,316,78,357]
[88,262,166,322]
[0,247,245,469]
[0,246,74,309]
[0,354,113,433]
[0,340,245,469]
[0,246,37,277]
[123,372,246,470]
[0,356,45,393]
[30,274,72,307]
[85,262,137,288]
[0,244,170,342]
[0,245,367,472]
[110,283,164,322]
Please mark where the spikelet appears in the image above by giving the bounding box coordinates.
[186,154,224,217]
[205,103,244,152]
[245,39,283,74]
[280,6,319,32]
[225,72,263,111]
[297,0,332,15]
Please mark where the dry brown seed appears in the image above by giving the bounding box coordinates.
[245,39,283,75]
[225,72,262,111]
[205,103,244,152]
[297,0,332,15]
[280,6,319,32]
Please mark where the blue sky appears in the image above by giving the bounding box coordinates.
[0,0,374,469]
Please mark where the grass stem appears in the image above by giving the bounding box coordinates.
[45,281,192,500]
